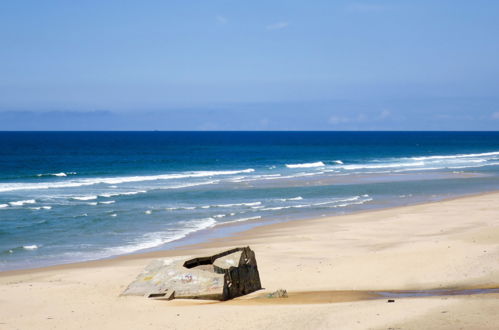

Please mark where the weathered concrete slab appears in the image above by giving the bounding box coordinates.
[122,247,262,301]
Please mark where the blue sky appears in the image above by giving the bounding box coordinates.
[1,0,499,130]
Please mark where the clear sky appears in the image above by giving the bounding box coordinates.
[1,0,499,130]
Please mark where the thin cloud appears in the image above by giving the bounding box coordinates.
[379,109,391,119]
[266,22,289,30]
[216,15,227,24]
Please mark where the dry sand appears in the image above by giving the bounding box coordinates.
[1,192,499,329]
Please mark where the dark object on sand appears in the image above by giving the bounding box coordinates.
[266,289,288,298]
[387,299,395,303]
[122,247,262,301]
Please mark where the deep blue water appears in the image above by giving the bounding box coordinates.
[1,131,499,270]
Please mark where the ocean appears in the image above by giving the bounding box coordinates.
[1,131,499,271]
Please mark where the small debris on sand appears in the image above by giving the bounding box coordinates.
[266,289,288,298]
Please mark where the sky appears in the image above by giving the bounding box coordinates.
[1,0,499,130]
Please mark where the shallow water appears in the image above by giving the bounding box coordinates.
[1,131,499,271]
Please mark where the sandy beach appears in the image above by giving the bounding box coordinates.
[1,192,499,329]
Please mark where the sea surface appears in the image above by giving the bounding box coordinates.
[1,131,499,271]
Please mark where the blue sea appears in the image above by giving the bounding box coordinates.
[1,131,499,271]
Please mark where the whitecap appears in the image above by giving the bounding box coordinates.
[0,168,255,193]
[145,210,152,214]
[53,172,67,177]
[72,196,98,201]
[9,199,36,206]
[286,161,325,168]
[410,151,499,161]
[23,245,38,250]
[215,202,262,208]
[277,196,303,202]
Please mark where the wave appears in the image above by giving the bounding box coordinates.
[0,168,255,193]
[9,199,36,206]
[99,201,115,205]
[99,191,147,198]
[286,161,325,168]
[103,217,216,255]
[333,160,344,164]
[37,172,77,178]
[29,206,52,210]
[337,161,425,170]
[216,201,261,208]
[23,245,38,250]
[200,201,262,209]
[72,196,98,201]
[223,216,262,224]
[260,196,370,211]
[0,204,8,208]
[165,206,196,211]
[409,151,499,161]
[276,196,303,202]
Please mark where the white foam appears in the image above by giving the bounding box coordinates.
[165,206,196,211]
[286,161,325,168]
[23,245,38,250]
[145,210,152,214]
[9,199,36,206]
[120,191,147,196]
[99,201,115,205]
[30,206,52,210]
[215,202,262,208]
[338,161,425,170]
[277,196,303,202]
[37,172,76,177]
[333,160,344,164]
[87,202,98,206]
[53,172,67,177]
[72,196,97,201]
[261,205,293,211]
[0,204,8,208]
[223,216,262,224]
[410,151,499,161]
[104,217,217,255]
[110,213,117,217]
[167,180,218,189]
[100,193,119,198]
[0,168,255,193]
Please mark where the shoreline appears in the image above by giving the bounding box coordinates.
[2,188,498,276]
[1,190,499,329]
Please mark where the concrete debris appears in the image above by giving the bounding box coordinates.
[122,247,262,301]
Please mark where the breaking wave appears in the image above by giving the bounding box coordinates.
[0,168,255,193]
[286,161,325,168]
